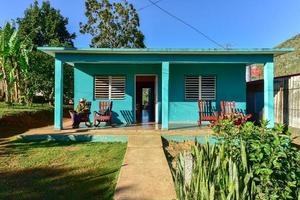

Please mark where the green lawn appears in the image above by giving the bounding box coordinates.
[0,139,127,200]
[0,102,53,118]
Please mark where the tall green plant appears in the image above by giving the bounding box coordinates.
[17,0,75,104]
[213,120,300,199]
[174,142,255,200]
[0,22,14,103]
[0,22,32,104]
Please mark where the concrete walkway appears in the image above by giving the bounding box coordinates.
[114,135,177,200]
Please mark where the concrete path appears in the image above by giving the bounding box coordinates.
[114,135,177,200]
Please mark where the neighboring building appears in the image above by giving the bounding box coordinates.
[38,47,292,130]
[247,73,300,129]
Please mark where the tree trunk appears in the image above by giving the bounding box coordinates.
[48,87,54,106]
[1,65,12,104]
[24,80,33,106]
[15,68,21,103]
[14,81,18,102]
[4,80,12,104]
[5,81,12,104]
[10,58,22,103]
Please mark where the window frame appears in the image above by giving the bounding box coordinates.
[94,75,126,100]
[184,75,217,101]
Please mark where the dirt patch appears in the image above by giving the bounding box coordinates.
[162,139,196,170]
[0,108,71,138]
[64,146,81,151]
[0,110,54,138]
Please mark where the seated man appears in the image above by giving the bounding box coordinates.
[69,98,90,128]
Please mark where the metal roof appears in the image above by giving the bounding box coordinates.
[37,47,294,57]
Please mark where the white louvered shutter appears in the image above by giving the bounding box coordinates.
[185,75,216,100]
[95,76,109,100]
[95,76,125,100]
[185,76,199,100]
[111,76,125,100]
[201,76,216,100]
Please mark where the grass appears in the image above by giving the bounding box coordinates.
[0,102,53,118]
[0,139,127,200]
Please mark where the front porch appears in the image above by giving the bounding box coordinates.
[22,119,213,136]
[38,47,293,131]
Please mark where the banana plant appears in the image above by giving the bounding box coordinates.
[0,22,32,104]
[0,22,15,103]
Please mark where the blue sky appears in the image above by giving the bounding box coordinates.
[1,0,300,48]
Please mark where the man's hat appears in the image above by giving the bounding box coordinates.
[79,98,86,102]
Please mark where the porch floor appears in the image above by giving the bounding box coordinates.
[22,118,213,136]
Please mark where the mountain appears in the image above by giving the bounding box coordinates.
[275,34,300,77]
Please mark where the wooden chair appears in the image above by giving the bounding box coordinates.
[198,100,218,126]
[220,101,236,118]
[220,101,252,125]
[93,101,113,127]
[80,101,92,127]
[69,101,92,127]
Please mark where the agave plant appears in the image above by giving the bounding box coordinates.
[173,141,255,200]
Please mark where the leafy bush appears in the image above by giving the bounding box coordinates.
[213,120,300,199]
[210,113,250,128]
[173,121,300,200]
[174,142,256,200]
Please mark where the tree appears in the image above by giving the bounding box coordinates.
[80,0,145,48]
[0,23,15,103]
[17,0,76,104]
[0,22,32,104]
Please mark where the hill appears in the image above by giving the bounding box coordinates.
[250,34,300,80]
[275,34,300,76]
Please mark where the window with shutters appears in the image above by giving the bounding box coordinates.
[185,75,216,100]
[94,76,125,100]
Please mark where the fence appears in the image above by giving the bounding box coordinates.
[247,73,300,129]
[274,75,300,128]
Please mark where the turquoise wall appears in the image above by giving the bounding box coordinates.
[169,64,246,123]
[74,63,162,124]
[74,63,246,124]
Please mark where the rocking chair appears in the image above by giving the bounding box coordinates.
[93,101,113,127]
[220,101,236,119]
[220,101,251,125]
[69,101,92,128]
[198,100,218,126]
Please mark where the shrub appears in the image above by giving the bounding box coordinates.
[210,113,250,128]
[173,121,300,200]
[213,120,300,199]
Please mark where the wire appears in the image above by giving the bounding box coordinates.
[147,0,225,48]
[138,0,164,11]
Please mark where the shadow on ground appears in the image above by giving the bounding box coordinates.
[0,166,118,200]
[0,139,88,156]
[0,140,127,200]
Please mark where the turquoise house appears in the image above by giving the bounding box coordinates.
[38,47,292,130]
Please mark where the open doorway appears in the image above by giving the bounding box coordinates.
[135,75,156,124]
